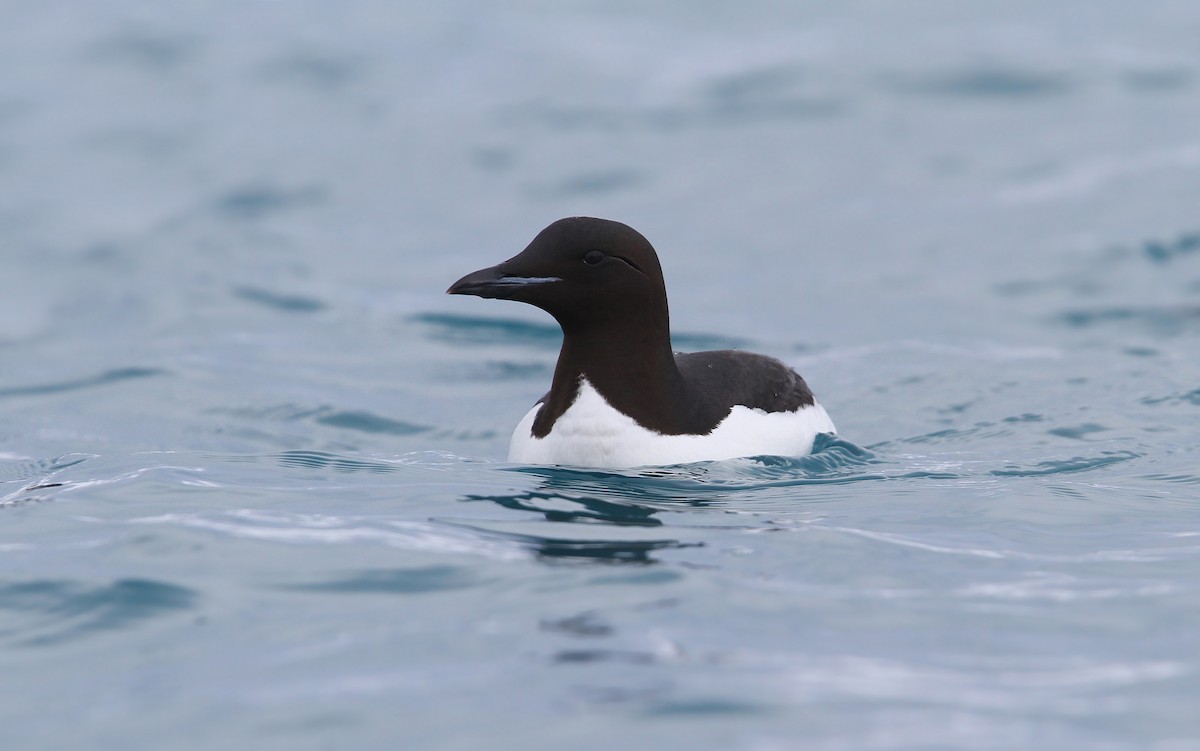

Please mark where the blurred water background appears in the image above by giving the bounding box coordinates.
[2,2,1200,749]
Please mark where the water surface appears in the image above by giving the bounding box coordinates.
[2,2,1200,749]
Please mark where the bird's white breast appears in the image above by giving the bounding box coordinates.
[508,378,836,468]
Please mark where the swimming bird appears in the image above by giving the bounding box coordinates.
[447,217,835,468]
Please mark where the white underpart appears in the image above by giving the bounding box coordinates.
[508,378,836,468]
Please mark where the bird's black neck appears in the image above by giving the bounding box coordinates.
[531,313,688,438]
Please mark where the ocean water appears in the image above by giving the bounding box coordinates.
[3,2,1200,749]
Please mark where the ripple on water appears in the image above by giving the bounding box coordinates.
[271,450,403,474]
[312,410,429,436]
[1142,388,1200,407]
[505,434,877,493]
[444,436,880,559]
[212,183,326,221]
[84,29,198,69]
[1143,232,1200,263]
[0,454,90,485]
[233,286,326,313]
[1057,305,1200,332]
[256,49,367,90]
[412,313,561,349]
[207,405,431,438]
[284,565,486,595]
[989,451,1142,477]
[434,518,700,565]
[1046,423,1109,439]
[0,578,197,646]
[129,509,529,561]
[0,367,164,399]
[461,438,875,523]
[893,67,1074,99]
[1,454,92,507]
[412,312,754,353]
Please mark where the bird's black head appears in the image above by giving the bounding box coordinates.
[447,217,668,333]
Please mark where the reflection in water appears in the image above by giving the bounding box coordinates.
[458,435,874,564]
[523,535,695,564]
[460,462,704,563]
[439,518,697,564]
[215,440,876,564]
[464,488,664,527]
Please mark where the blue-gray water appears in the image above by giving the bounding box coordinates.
[3,2,1200,749]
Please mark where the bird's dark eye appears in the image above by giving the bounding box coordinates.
[582,250,605,266]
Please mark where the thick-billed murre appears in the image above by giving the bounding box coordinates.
[447,217,836,468]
